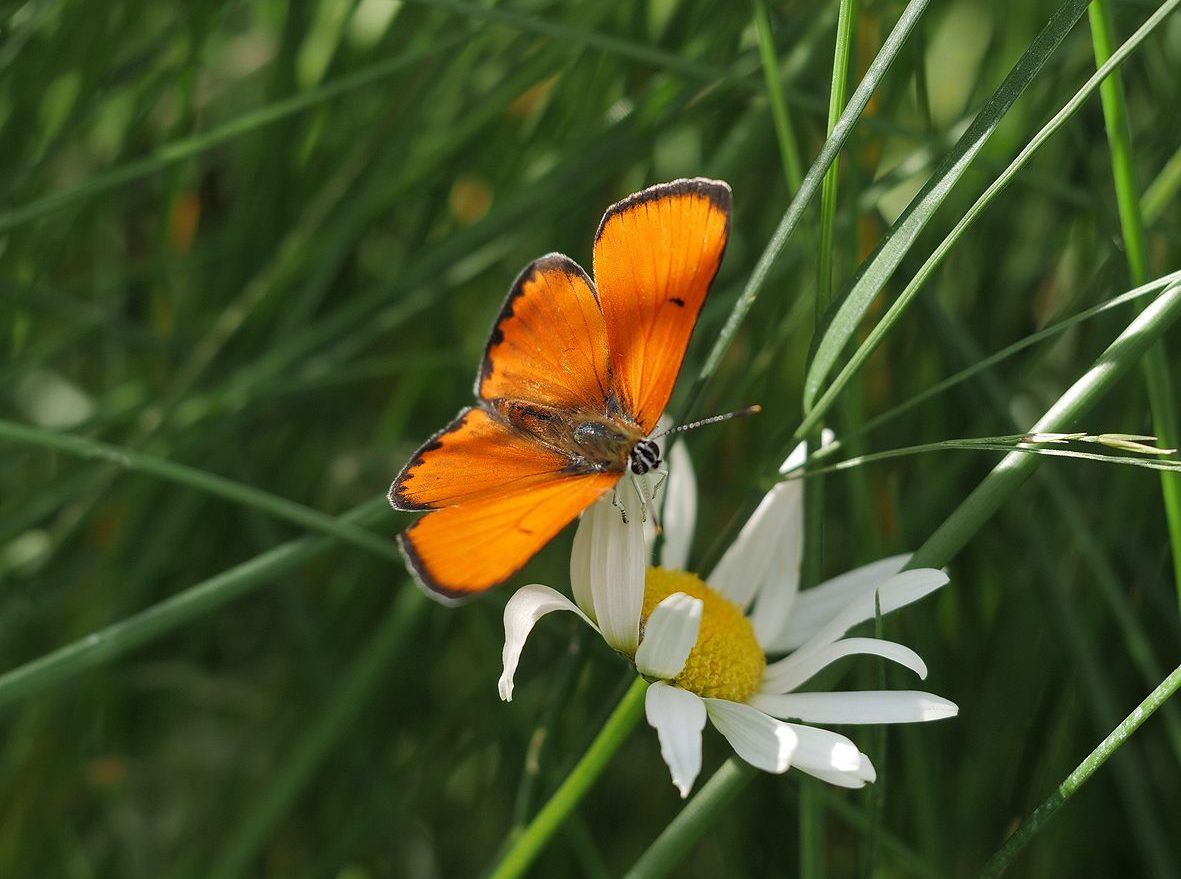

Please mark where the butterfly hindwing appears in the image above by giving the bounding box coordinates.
[592,178,731,432]
[398,471,619,599]
[389,407,578,512]
[476,253,612,412]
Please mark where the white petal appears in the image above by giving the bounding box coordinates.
[749,691,959,724]
[778,432,833,476]
[659,440,697,571]
[780,439,810,475]
[747,517,802,648]
[787,725,877,788]
[572,483,645,654]
[708,476,803,613]
[645,682,707,798]
[739,437,837,644]
[761,638,928,695]
[763,554,911,652]
[785,722,864,773]
[635,593,702,680]
[795,756,877,788]
[569,510,597,623]
[704,699,797,773]
[779,430,836,477]
[786,568,949,664]
[499,584,596,702]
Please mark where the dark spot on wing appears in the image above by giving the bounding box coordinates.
[669,297,685,307]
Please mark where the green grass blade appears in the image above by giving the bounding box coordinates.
[808,438,1181,478]
[622,761,758,879]
[209,587,428,879]
[927,298,1181,765]
[797,0,1179,440]
[683,0,933,422]
[1087,0,1181,614]
[405,0,756,89]
[752,0,804,192]
[0,497,394,712]
[1141,142,1181,223]
[847,270,1181,441]
[0,419,401,562]
[816,0,858,313]
[911,281,1181,569]
[802,0,1091,412]
[978,663,1181,878]
[801,8,859,871]
[0,37,467,234]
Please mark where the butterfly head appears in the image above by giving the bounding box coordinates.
[629,438,662,475]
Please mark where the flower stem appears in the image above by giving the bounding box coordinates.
[624,760,757,879]
[488,676,649,879]
[978,663,1181,878]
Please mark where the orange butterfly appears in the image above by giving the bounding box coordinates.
[389,178,732,599]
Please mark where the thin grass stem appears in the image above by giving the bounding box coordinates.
[978,663,1181,877]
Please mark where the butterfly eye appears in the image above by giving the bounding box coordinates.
[629,439,662,475]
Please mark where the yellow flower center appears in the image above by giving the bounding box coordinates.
[641,567,766,702]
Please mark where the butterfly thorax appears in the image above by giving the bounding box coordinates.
[492,399,648,474]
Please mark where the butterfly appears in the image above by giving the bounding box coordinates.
[389,178,732,600]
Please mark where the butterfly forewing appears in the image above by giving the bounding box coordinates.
[476,253,612,412]
[592,178,731,433]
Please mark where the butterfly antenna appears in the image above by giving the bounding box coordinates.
[652,405,762,441]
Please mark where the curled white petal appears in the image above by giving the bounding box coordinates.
[659,440,697,571]
[704,698,797,773]
[499,584,596,702]
[761,637,928,695]
[763,554,912,652]
[749,690,959,724]
[635,593,702,680]
[573,482,645,654]
[645,682,707,798]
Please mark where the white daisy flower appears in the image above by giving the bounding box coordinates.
[498,441,957,797]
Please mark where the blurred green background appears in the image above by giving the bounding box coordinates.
[3,0,1181,876]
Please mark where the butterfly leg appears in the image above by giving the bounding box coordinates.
[646,469,668,504]
[635,469,668,536]
[610,486,631,524]
[630,470,665,525]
